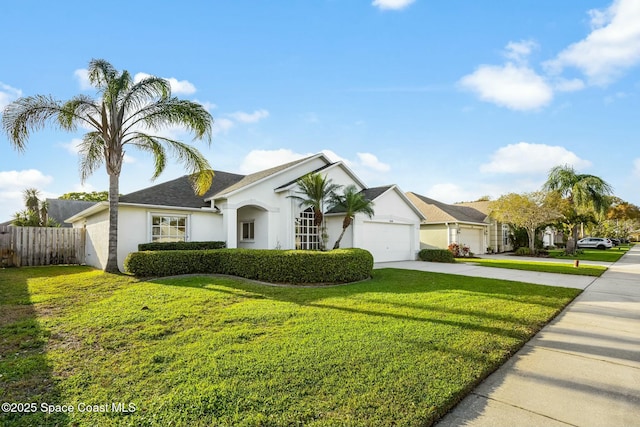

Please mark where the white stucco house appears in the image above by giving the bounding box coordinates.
[66,153,425,271]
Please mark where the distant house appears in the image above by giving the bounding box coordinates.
[406,193,490,255]
[455,200,514,253]
[66,153,425,271]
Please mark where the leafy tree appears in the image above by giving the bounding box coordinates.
[543,165,613,253]
[289,173,342,250]
[329,185,375,249]
[2,59,213,273]
[59,191,110,202]
[489,191,563,253]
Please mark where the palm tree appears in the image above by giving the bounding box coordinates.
[329,185,374,249]
[543,165,613,253]
[289,173,342,250]
[23,188,41,213]
[2,59,214,273]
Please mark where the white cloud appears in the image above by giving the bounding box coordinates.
[239,149,309,174]
[134,72,197,95]
[480,142,592,174]
[74,68,92,90]
[504,40,538,64]
[356,152,390,173]
[228,109,269,123]
[0,169,54,190]
[459,63,553,111]
[0,82,22,109]
[193,99,217,111]
[212,117,235,136]
[544,0,640,85]
[372,0,415,10]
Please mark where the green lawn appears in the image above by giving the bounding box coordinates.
[548,245,631,262]
[459,258,607,277]
[1,266,581,427]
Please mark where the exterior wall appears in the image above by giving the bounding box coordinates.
[76,209,109,270]
[75,206,223,271]
[237,205,269,249]
[325,216,353,249]
[419,224,449,249]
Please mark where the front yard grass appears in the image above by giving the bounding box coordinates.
[548,245,630,262]
[1,266,580,427]
[459,258,607,277]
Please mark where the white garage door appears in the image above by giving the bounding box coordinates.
[362,222,413,262]
[458,227,483,255]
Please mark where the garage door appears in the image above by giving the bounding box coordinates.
[458,227,483,255]
[361,222,413,262]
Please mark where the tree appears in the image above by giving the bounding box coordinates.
[329,185,375,249]
[59,191,110,202]
[289,173,342,250]
[543,165,613,253]
[2,59,214,273]
[11,188,58,227]
[489,191,563,253]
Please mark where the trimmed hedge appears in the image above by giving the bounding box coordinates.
[137,241,226,251]
[418,249,455,263]
[124,248,374,284]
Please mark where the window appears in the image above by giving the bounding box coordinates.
[151,214,187,242]
[295,208,319,250]
[502,225,510,246]
[241,221,255,241]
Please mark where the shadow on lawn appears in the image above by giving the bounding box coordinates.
[0,267,74,427]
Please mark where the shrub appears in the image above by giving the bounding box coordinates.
[447,242,470,258]
[418,249,455,263]
[124,248,374,284]
[515,247,533,256]
[137,241,226,251]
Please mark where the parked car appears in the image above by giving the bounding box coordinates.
[576,237,612,250]
[609,238,620,246]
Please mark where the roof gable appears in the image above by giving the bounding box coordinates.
[46,199,98,227]
[407,192,487,224]
[208,154,329,200]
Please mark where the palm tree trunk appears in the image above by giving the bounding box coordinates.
[333,226,348,250]
[105,173,120,273]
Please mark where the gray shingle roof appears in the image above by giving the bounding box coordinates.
[119,171,245,208]
[46,199,98,227]
[407,192,487,223]
[327,185,392,214]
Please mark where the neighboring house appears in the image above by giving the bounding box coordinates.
[0,199,96,228]
[45,199,98,227]
[455,200,514,253]
[66,153,425,271]
[406,193,489,255]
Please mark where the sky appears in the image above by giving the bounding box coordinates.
[1,0,639,222]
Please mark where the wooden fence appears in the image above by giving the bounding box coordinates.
[0,226,85,267]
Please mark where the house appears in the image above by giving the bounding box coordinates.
[454,200,514,253]
[406,193,489,255]
[66,153,425,271]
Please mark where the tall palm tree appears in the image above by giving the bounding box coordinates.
[543,165,613,253]
[289,173,342,250]
[329,185,374,249]
[23,188,41,213]
[2,59,214,273]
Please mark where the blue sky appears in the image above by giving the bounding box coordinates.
[1,0,639,222]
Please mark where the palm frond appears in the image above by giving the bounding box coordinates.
[124,98,213,142]
[88,59,117,90]
[126,133,168,180]
[78,132,106,182]
[2,95,64,151]
[59,95,101,131]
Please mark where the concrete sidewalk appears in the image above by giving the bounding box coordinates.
[434,245,640,427]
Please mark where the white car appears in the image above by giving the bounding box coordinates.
[576,237,612,250]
